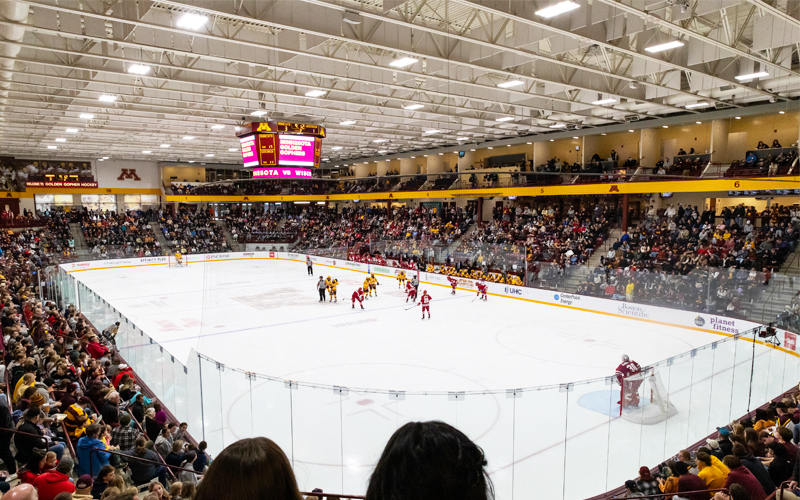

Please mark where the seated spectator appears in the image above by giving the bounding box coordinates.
[772,139,782,148]
[123,436,167,487]
[76,424,110,477]
[32,457,75,500]
[696,452,725,490]
[757,141,768,149]
[722,455,766,500]
[732,443,774,494]
[110,413,140,452]
[90,466,115,499]
[178,451,200,487]
[636,466,658,495]
[674,461,708,500]
[366,421,493,500]
[193,441,210,473]
[764,441,793,486]
[73,475,94,500]
[166,440,186,469]
[195,437,301,500]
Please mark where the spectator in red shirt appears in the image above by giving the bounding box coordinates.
[85,335,109,360]
[32,458,76,500]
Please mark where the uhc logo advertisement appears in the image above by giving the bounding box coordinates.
[504,287,522,295]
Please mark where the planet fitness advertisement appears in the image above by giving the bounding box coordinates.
[278,135,316,167]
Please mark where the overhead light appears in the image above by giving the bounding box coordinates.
[205,154,215,157]
[98,94,117,102]
[696,121,702,124]
[142,150,152,154]
[47,145,57,149]
[176,13,208,30]
[592,98,617,105]
[549,139,554,142]
[573,136,579,139]
[549,123,566,128]
[79,113,94,119]
[735,116,741,119]
[685,102,710,109]
[779,111,785,114]
[457,137,469,141]
[535,1,580,18]
[102,157,109,160]
[294,201,311,205]
[378,150,388,154]
[662,126,668,129]
[410,156,416,158]
[487,147,493,150]
[526,142,532,145]
[183,136,195,140]
[470,149,475,152]
[305,89,327,98]
[250,110,267,117]
[645,40,684,53]
[601,133,606,136]
[497,80,524,89]
[332,146,343,150]
[228,148,238,152]
[211,124,225,130]
[423,155,428,157]
[66,128,78,133]
[628,81,638,89]
[340,120,356,125]
[439,153,444,155]
[160,144,170,148]
[188,160,195,163]
[55,138,66,142]
[403,104,424,110]
[735,71,769,81]
[390,57,418,68]
[373,139,387,143]
[629,129,634,132]
[127,64,151,75]
[506,145,511,147]
[424,130,441,134]
[495,116,514,122]
[343,11,362,25]
[97,159,103,162]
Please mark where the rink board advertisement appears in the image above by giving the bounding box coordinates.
[62,251,767,340]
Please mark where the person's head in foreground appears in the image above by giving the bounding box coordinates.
[195,437,301,500]
[366,421,494,500]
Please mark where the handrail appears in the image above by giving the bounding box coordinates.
[90,447,194,479]
[300,493,365,500]
[59,420,77,459]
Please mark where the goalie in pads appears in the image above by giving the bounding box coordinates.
[174,251,185,267]
[615,354,642,409]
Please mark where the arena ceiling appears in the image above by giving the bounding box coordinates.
[0,0,799,165]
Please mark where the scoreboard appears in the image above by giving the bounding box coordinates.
[238,121,324,176]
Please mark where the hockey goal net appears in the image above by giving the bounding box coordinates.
[619,368,677,425]
[168,254,189,267]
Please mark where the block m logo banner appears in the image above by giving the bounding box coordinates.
[117,169,141,181]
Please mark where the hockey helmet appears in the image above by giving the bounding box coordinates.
[621,354,630,362]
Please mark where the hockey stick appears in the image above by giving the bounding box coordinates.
[471,294,479,302]
[404,304,418,311]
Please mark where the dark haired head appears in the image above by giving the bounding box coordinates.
[768,441,787,458]
[195,437,300,500]
[97,465,115,483]
[731,443,748,457]
[366,421,494,500]
[722,455,741,469]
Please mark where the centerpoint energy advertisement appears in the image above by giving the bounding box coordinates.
[278,135,315,166]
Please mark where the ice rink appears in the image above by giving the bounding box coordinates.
[70,258,795,499]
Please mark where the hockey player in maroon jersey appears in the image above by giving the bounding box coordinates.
[405,281,417,302]
[615,354,643,409]
[447,276,458,294]
[351,288,365,309]
[418,290,431,319]
[477,281,488,301]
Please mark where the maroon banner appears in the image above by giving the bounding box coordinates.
[26,181,99,188]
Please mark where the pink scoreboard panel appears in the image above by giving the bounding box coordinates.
[241,134,321,171]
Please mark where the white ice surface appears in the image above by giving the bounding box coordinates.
[71,259,795,500]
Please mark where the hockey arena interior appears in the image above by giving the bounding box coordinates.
[0,1,799,500]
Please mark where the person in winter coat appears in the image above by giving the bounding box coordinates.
[722,455,767,500]
[32,457,76,500]
[76,424,110,477]
[732,444,775,495]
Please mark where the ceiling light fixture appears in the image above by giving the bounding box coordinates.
[592,98,617,105]
[662,126,668,128]
[332,146,343,150]
[497,80,524,89]
[389,57,418,68]
[629,129,635,132]
[79,113,94,119]
[142,150,152,154]
[250,110,267,117]
[343,11,362,25]
[340,120,356,125]
[228,148,238,152]
[373,139,387,143]
[779,111,785,114]
[495,116,514,122]
[696,121,702,124]
[47,145,57,149]
[573,136,579,139]
[66,128,78,133]
[735,116,741,120]
[127,64,151,75]
[645,40,684,53]
[188,161,195,163]
[102,157,109,160]
[535,1,580,18]
[205,154,215,157]
[305,89,327,98]
[211,125,225,130]
[183,136,195,140]
[403,104,424,110]
[548,123,566,129]
[378,150,388,154]
[457,137,469,141]
[685,102,710,109]
[176,13,208,30]
[55,138,66,142]
[161,144,170,148]
[98,94,117,102]
[424,130,441,134]
[735,71,769,81]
